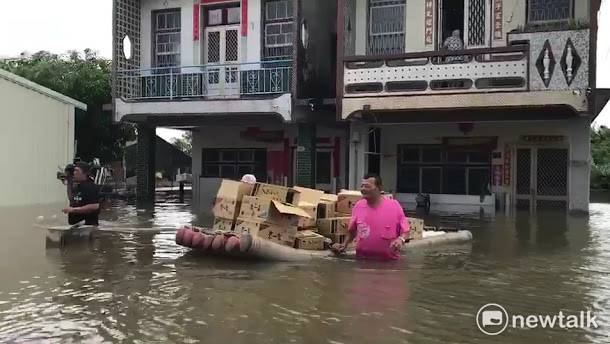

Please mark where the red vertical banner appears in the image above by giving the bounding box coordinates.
[193,3,200,41]
[503,146,511,186]
[424,0,434,45]
[241,0,248,37]
[494,0,503,40]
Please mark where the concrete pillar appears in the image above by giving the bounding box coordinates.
[568,117,591,213]
[296,123,316,188]
[348,122,367,189]
[136,123,156,206]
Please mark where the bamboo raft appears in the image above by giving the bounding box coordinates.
[175,226,473,262]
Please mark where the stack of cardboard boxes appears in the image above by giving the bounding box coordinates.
[210,180,424,250]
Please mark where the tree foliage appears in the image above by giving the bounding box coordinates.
[0,49,135,163]
[591,126,610,189]
[172,131,193,156]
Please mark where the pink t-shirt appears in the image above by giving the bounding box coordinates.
[349,198,410,260]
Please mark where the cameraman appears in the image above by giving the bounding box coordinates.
[62,162,100,226]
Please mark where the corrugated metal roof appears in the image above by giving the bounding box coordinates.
[0,68,87,110]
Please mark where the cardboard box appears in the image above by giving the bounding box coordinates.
[239,196,271,219]
[317,217,351,237]
[297,202,318,229]
[320,194,338,203]
[212,217,235,232]
[235,217,297,246]
[295,230,325,250]
[267,200,312,228]
[259,225,297,246]
[253,183,290,202]
[235,217,266,235]
[383,192,394,200]
[212,180,255,220]
[291,186,325,205]
[337,190,362,214]
[317,201,336,219]
[408,217,424,240]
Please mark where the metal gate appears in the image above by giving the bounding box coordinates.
[515,147,568,210]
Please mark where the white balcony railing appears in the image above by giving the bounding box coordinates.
[116,60,292,101]
[342,45,530,97]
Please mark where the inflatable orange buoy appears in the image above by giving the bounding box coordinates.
[201,234,214,251]
[225,236,240,253]
[191,232,204,249]
[175,228,186,246]
[211,235,226,251]
[183,230,195,248]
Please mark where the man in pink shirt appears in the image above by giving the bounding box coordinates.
[332,174,410,260]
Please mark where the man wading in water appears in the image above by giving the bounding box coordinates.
[62,162,100,226]
[332,174,410,260]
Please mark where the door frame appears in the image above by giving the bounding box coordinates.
[315,148,334,192]
[513,145,570,211]
[437,0,491,49]
[204,24,241,98]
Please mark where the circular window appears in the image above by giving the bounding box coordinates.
[123,35,133,60]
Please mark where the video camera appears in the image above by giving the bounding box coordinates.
[56,158,102,182]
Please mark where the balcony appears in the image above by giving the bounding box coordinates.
[115,61,293,101]
[342,45,530,98]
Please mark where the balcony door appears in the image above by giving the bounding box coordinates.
[439,0,490,49]
[204,26,240,98]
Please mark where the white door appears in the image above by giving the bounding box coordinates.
[463,0,491,48]
[204,25,240,98]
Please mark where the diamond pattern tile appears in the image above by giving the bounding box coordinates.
[535,40,556,88]
[560,38,582,86]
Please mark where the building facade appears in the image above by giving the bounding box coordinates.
[112,0,603,213]
[112,0,345,211]
[338,0,600,213]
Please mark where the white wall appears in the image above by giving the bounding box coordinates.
[0,79,75,207]
[141,0,265,68]
[247,0,262,62]
[141,0,194,69]
[567,117,591,212]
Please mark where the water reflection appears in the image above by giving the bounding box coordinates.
[0,197,609,343]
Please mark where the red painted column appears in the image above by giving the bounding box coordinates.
[241,0,248,36]
[193,3,200,41]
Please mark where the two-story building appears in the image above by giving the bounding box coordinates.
[112,0,603,214]
[337,0,599,213]
[112,0,344,210]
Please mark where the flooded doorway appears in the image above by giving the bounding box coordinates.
[515,147,568,210]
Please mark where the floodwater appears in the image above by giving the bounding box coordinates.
[0,193,609,343]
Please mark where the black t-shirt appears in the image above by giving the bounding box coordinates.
[69,179,100,226]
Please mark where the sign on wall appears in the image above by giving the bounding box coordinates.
[494,0,503,40]
[503,145,511,186]
[425,0,434,45]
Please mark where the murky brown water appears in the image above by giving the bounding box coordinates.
[1,194,609,343]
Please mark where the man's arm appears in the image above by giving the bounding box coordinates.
[390,207,411,251]
[66,176,75,206]
[70,203,100,214]
[332,217,358,254]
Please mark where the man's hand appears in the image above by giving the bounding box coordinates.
[62,207,75,214]
[390,238,404,252]
[331,243,346,255]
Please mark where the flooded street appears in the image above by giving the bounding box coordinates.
[1,195,609,343]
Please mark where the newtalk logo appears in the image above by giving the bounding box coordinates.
[476,303,599,336]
